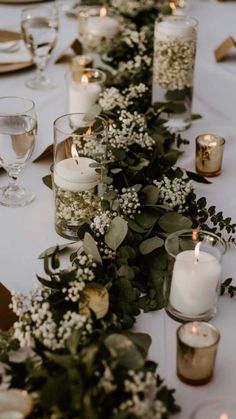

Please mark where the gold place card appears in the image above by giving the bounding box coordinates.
[214,36,236,61]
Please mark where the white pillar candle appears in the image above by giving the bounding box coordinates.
[54,156,99,192]
[68,77,102,115]
[178,322,219,348]
[169,249,221,316]
[86,8,119,39]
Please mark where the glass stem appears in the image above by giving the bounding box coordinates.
[7,175,19,191]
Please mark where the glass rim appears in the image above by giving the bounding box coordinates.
[189,397,236,418]
[165,228,227,258]
[177,321,220,349]
[0,96,35,116]
[157,14,198,28]
[66,68,106,84]
[196,133,225,147]
[53,113,108,136]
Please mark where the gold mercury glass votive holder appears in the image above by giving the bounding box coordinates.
[53,113,108,240]
[195,133,225,177]
[176,321,220,386]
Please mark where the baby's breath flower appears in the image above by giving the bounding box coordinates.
[154,173,193,213]
[119,187,140,217]
[109,110,155,151]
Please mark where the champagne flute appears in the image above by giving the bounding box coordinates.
[21,5,59,90]
[0,97,37,207]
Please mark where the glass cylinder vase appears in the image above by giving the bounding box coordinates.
[164,229,226,322]
[53,113,108,240]
[153,15,198,131]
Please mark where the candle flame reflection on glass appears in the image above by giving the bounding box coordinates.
[81,74,89,85]
[100,7,107,17]
[194,241,201,264]
[71,144,79,165]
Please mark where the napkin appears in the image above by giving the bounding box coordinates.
[0,40,31,64]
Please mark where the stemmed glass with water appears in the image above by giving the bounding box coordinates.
[0,97,37,207]
[21,4,59,90]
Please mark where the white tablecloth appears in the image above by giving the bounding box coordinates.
[0,1,236,418]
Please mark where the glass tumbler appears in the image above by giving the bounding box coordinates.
[164,229,226,322]
[53,113,107,240]
[153,15,198,131]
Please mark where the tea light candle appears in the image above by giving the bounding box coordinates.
[169,242,221,317]
[86,7,119,39]
[195,134,225,177]
[177,322,220,385]
[68,73,101,115]
[54,146,99,192]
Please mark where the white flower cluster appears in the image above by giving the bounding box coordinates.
[11,287,92,350]
[114,370,166,418]
[153,37,197,90]
[91,210,113,237]
[55,186,99,231]
[57,311,92,345]
[119,187,140,216]
[109,110,155,150]
[111,0,155,17]
[116,54,152,82]
[99,83,148,112]
[154,174,193,212]
[0,363,11,390]
[97,362,117,394]
[63,253,97,302]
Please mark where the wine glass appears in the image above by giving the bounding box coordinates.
[21,4,59,90]
[0,97,37,207]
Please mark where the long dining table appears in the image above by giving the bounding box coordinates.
[1,0,236,418]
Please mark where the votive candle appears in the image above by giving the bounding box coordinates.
[177,321,220,385]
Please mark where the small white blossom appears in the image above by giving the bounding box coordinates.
[114,370,166,418]
[119,187,140,216]
[154,173,193,212]
[98,362,117,394]
[109,110,155,151]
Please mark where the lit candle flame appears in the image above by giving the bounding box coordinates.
[71,144,79,165]
[169,2,176,10]
[81,74,89,85]
[220,414,229,419]
[100,6,107,17]
[191,325,197,334]
[192,229,198,241]
[194,241,201,264]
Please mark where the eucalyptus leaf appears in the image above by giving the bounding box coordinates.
[158,212,192,233]
[142,185,159,205]
[83,232,102,264]
[123,332,151,358]
[128,219,147,233]
[104,334,144,369]
[105,216,128,251]
[38,243,73,259]
[139,236,164,255]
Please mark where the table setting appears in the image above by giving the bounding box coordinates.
[0,0,236,418]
